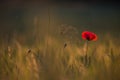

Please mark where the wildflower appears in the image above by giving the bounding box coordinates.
[81,31,98,67]
[82,31,97,41]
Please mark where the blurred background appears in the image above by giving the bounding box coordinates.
[0,0,120,44]
[0,0,120,37]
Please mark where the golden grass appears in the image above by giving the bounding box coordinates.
[0,20,120,80]
[0,33,120,80]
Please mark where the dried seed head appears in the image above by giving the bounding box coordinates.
[28,49,31,53]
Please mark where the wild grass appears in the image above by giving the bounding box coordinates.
[0,23,120,80]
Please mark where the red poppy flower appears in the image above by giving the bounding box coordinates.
[82,31,98,41]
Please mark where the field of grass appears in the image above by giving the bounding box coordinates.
[0,21,120,80]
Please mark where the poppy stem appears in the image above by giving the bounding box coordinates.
[84,40,89,66]
[86,40,88,56]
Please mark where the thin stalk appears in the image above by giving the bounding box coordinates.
[48,7,50,29]
[84,41,89,66]
[86,41,88,57]
[46,6,51,53]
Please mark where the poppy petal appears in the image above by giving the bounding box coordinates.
[82,31,98,41]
